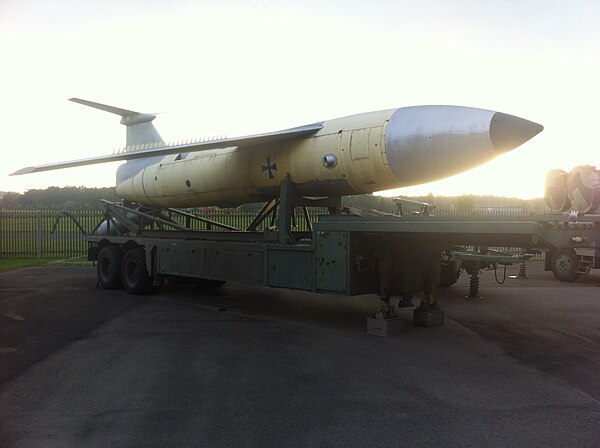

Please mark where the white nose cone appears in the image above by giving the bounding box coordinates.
[385,106,543,187]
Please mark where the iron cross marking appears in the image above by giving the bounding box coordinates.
[261,156,278,179]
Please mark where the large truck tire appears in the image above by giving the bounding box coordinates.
[550,248,581,282]
[121,247,154,295]
[97,245,123,290]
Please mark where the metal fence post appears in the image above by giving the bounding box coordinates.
[0,212,3,258]
[36,211,42,258]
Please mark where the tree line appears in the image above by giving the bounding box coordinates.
[341,193,548,214]
[0,186,119,210]
[0,186,548,213]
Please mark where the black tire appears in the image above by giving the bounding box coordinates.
[97,245,123,290]
[121,247,154,295]
[550,248,580,282]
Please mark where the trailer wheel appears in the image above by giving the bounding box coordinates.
[97,245,123,290]
[121,247,154,295]
[550,248,580,282]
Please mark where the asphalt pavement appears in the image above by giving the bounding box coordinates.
[0,263,599,447]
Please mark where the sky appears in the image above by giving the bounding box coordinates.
[1,0,599,199]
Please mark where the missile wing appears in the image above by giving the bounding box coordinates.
[11,123,324,175]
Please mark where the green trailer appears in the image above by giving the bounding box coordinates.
[85,182,600,331]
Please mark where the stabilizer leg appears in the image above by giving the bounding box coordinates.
[413,264,444,327]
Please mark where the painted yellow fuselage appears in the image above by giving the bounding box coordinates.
[116,110,397,207]
[115,105,543,208]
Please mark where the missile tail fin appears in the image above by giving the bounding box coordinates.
[69,98,164,148]
[69,98,166,183]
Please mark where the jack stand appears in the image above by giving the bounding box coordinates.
[465,272,482,300]
[367,298,405,337]
[413,293,444,327]
[509,261,528,279]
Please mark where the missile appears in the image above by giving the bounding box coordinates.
[12,100,543,208]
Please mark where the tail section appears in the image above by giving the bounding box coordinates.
[69,98,164,147]
[12,98,324,183]
[69,98,165,183]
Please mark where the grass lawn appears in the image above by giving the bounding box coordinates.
[0,258,91,273]
[0,258,50,273]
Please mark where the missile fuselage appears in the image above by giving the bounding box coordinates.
[115,106,542,208]
[13,100,543,206]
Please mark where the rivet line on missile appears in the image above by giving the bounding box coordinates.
[111,135,230,155]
